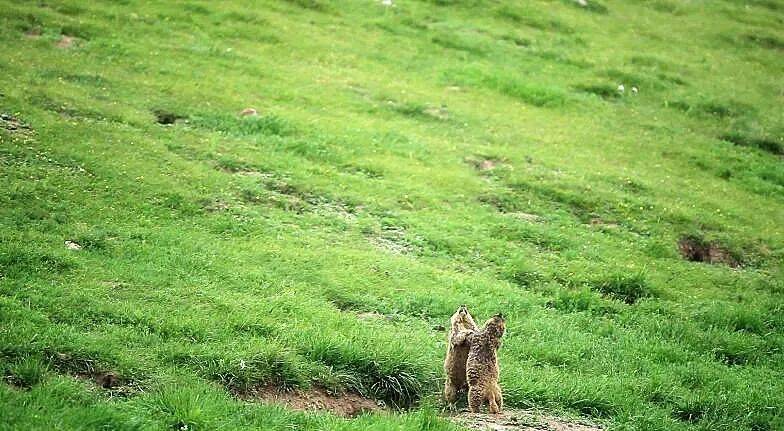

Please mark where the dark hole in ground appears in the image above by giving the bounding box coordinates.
[49,352,136,394]
[153,109,186,125]
[678,235,739,267]
[76,370,122,389]
[238,385,383,418]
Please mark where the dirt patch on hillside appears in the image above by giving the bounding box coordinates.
[451,410,603,431]
[241,386,383,417]
[76,370,122,389]
[1,113,34,136]
[678,235,739,267]
[57,35,77,49]
[466,156,506,172]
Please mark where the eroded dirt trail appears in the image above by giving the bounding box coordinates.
[451,410,603,431]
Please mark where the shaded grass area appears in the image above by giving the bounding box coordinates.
[1,0,784,430]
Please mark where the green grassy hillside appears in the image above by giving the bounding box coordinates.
[1,0,782,430]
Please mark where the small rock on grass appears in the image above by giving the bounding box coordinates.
[64,240,82,250]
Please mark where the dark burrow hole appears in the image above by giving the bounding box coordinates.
[153,109,186,125]
[678,235,739,267]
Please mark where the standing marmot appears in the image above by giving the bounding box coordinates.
[466,314,505,414]
[443,305,478,404]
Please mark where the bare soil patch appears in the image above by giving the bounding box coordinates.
[76,371,121,389]
[1,113,34,135]
[588,218,618,229]
[57,35,77,49]
[24,28,42,39]
[466,156,505,172]
[241,386,383,417]
[451,409,603,431]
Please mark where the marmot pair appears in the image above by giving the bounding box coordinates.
[444,306,506,413]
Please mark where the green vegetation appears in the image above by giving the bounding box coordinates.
[1,0,782,430]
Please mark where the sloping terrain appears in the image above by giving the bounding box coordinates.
[1,0,783,430]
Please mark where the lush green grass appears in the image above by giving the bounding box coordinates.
[1,0,783,429]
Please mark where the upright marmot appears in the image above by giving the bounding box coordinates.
[466,314,505,414]
[443,305,478,404]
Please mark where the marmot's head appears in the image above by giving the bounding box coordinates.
[450,305,471,325]
[484,314,505,339]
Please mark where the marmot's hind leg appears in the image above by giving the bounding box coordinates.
[494,382,503,411]
[488,390,500,414]
[444,378,459,404]
[468,385,484,413]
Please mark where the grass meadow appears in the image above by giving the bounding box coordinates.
[1,0,783,429]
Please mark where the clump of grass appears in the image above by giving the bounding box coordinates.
[495,5,575,34]
[744,33,784,51]
[500,259,545,289]
[588,271,654,304]
[281,0,332,13]
[0,247,76,275]
[496,79,568,107]
[669,99,753,118]
[431,33,486,56]
[445,67,568,107]
[189,113,294,136]
[574,83,621,100]
[147,383,233,431]
[720,132,783,155]
[169,348,308,393]
[5,356,49,388]
[547,287,620,314]
[386,101,449,121]
[71,227,116,251]
[303,339,435,407]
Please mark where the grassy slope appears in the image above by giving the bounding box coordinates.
[1,0,783,430]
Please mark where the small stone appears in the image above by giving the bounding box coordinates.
[240,108,258,116]
[64,240,82,250]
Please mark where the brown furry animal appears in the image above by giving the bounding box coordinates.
[466,314,505,414]
[443,305,478,404]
